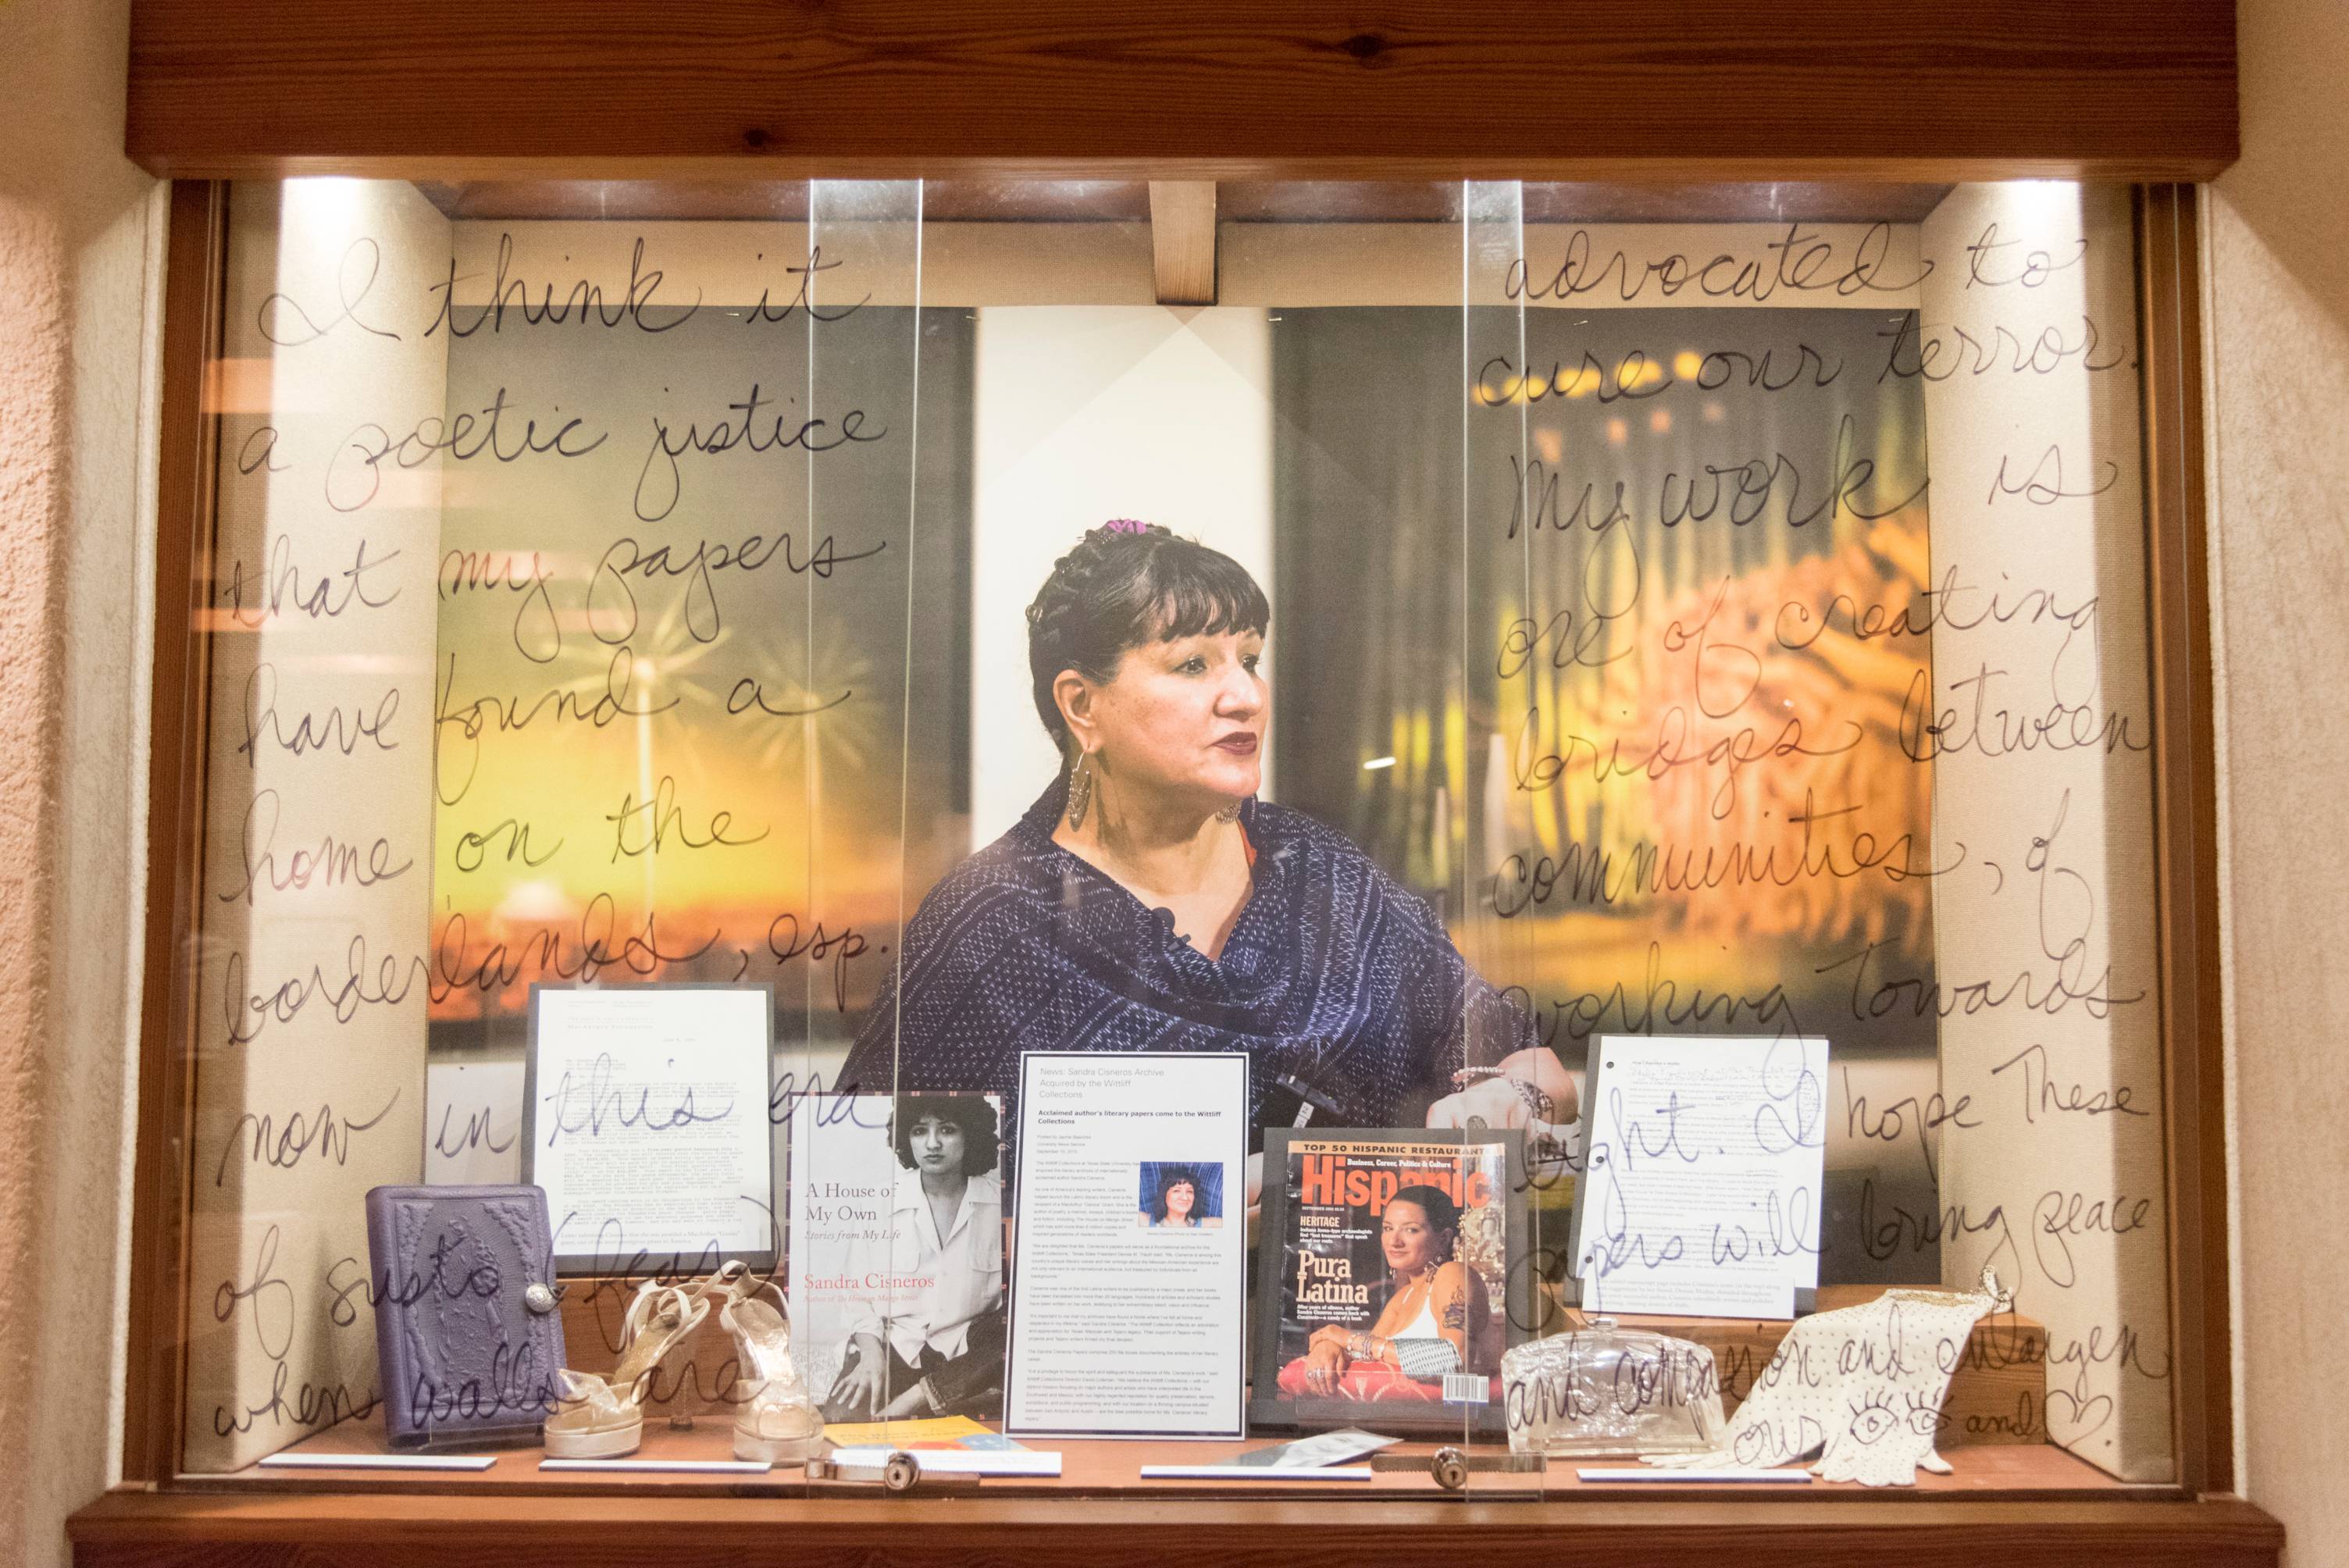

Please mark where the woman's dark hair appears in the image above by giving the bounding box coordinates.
[1147,1166,1203,1224]
[1025,522,1271,757]
[1385,1185,1463,1235]
[889,1096,1000,1176]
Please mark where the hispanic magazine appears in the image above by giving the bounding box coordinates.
[1256,1133,1513,1431]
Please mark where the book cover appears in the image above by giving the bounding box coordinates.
[786,1092,1007,1424]
[364,1184,566,1449]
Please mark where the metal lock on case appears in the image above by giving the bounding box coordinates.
[1372,1449,1545,1488]
[807,1449,955,1493]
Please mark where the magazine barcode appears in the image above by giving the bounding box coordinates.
[1442,1374,1488,1406]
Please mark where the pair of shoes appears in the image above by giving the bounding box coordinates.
[544,1262,824,1463]
[544,1262,744,1459]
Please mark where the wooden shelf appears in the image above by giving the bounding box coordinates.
[176,1413,2123,1501]
[70,1477,2280,1568]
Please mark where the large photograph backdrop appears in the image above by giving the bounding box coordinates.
[428,289,973,1056]
[1275,305,1935,1064]
[424,289,1941,1278]
[429,301,1935,1063]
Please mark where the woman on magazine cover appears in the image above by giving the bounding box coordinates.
[838,523,1575,1207]
[1288,1185,1495,1399]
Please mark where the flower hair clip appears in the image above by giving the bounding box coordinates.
[1101,518,1150,534]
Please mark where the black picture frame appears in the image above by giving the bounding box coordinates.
[1249,1126,1527,1438]
[520,981,780,1277]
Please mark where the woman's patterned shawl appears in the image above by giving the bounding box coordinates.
[839,779,1537,1149]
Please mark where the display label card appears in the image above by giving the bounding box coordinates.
[1569,1034,1827,1320]
[1006,1052,1249,1439]
[522,983,775,1274]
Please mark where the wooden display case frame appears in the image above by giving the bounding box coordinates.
[77,4,2266,1563]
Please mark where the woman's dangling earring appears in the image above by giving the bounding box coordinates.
[1215,796,1245,825]
[1066,751,1094,830]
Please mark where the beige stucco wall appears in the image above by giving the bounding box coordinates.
[2208,0,2349,1560]
[0,0,2342,1557]
[0,2,160,1566]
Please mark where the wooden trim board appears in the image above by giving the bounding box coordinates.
[120,178,230,1490]
[68,1485,2282,1567]
[2131,183,2233,1498]
[126,1,2236,181]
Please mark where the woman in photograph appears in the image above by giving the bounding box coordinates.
[1290,1185,1493,1397]
[839,522,1574,1203]
[1142,1167,1216,1228]
[824,1095,1006,1421]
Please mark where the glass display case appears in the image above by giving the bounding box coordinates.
[96,169,2239,1527]
[66,15,2266,1560]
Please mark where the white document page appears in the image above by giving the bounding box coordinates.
[1573,1034,1827,1319]
[528,985,774,1267]
[1007,1052,1249,1438]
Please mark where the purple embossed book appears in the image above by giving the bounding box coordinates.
[364,1185,568,1449]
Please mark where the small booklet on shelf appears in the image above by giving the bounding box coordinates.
[1228,1428,1399,1468]
[1135,1427,1399,1481]
[818,1415,1027,1451]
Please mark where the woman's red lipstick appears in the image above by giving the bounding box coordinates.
[1214,734,1259,754]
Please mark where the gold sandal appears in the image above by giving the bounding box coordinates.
[720,1279,825,1463]
[544,1262,747,1459]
